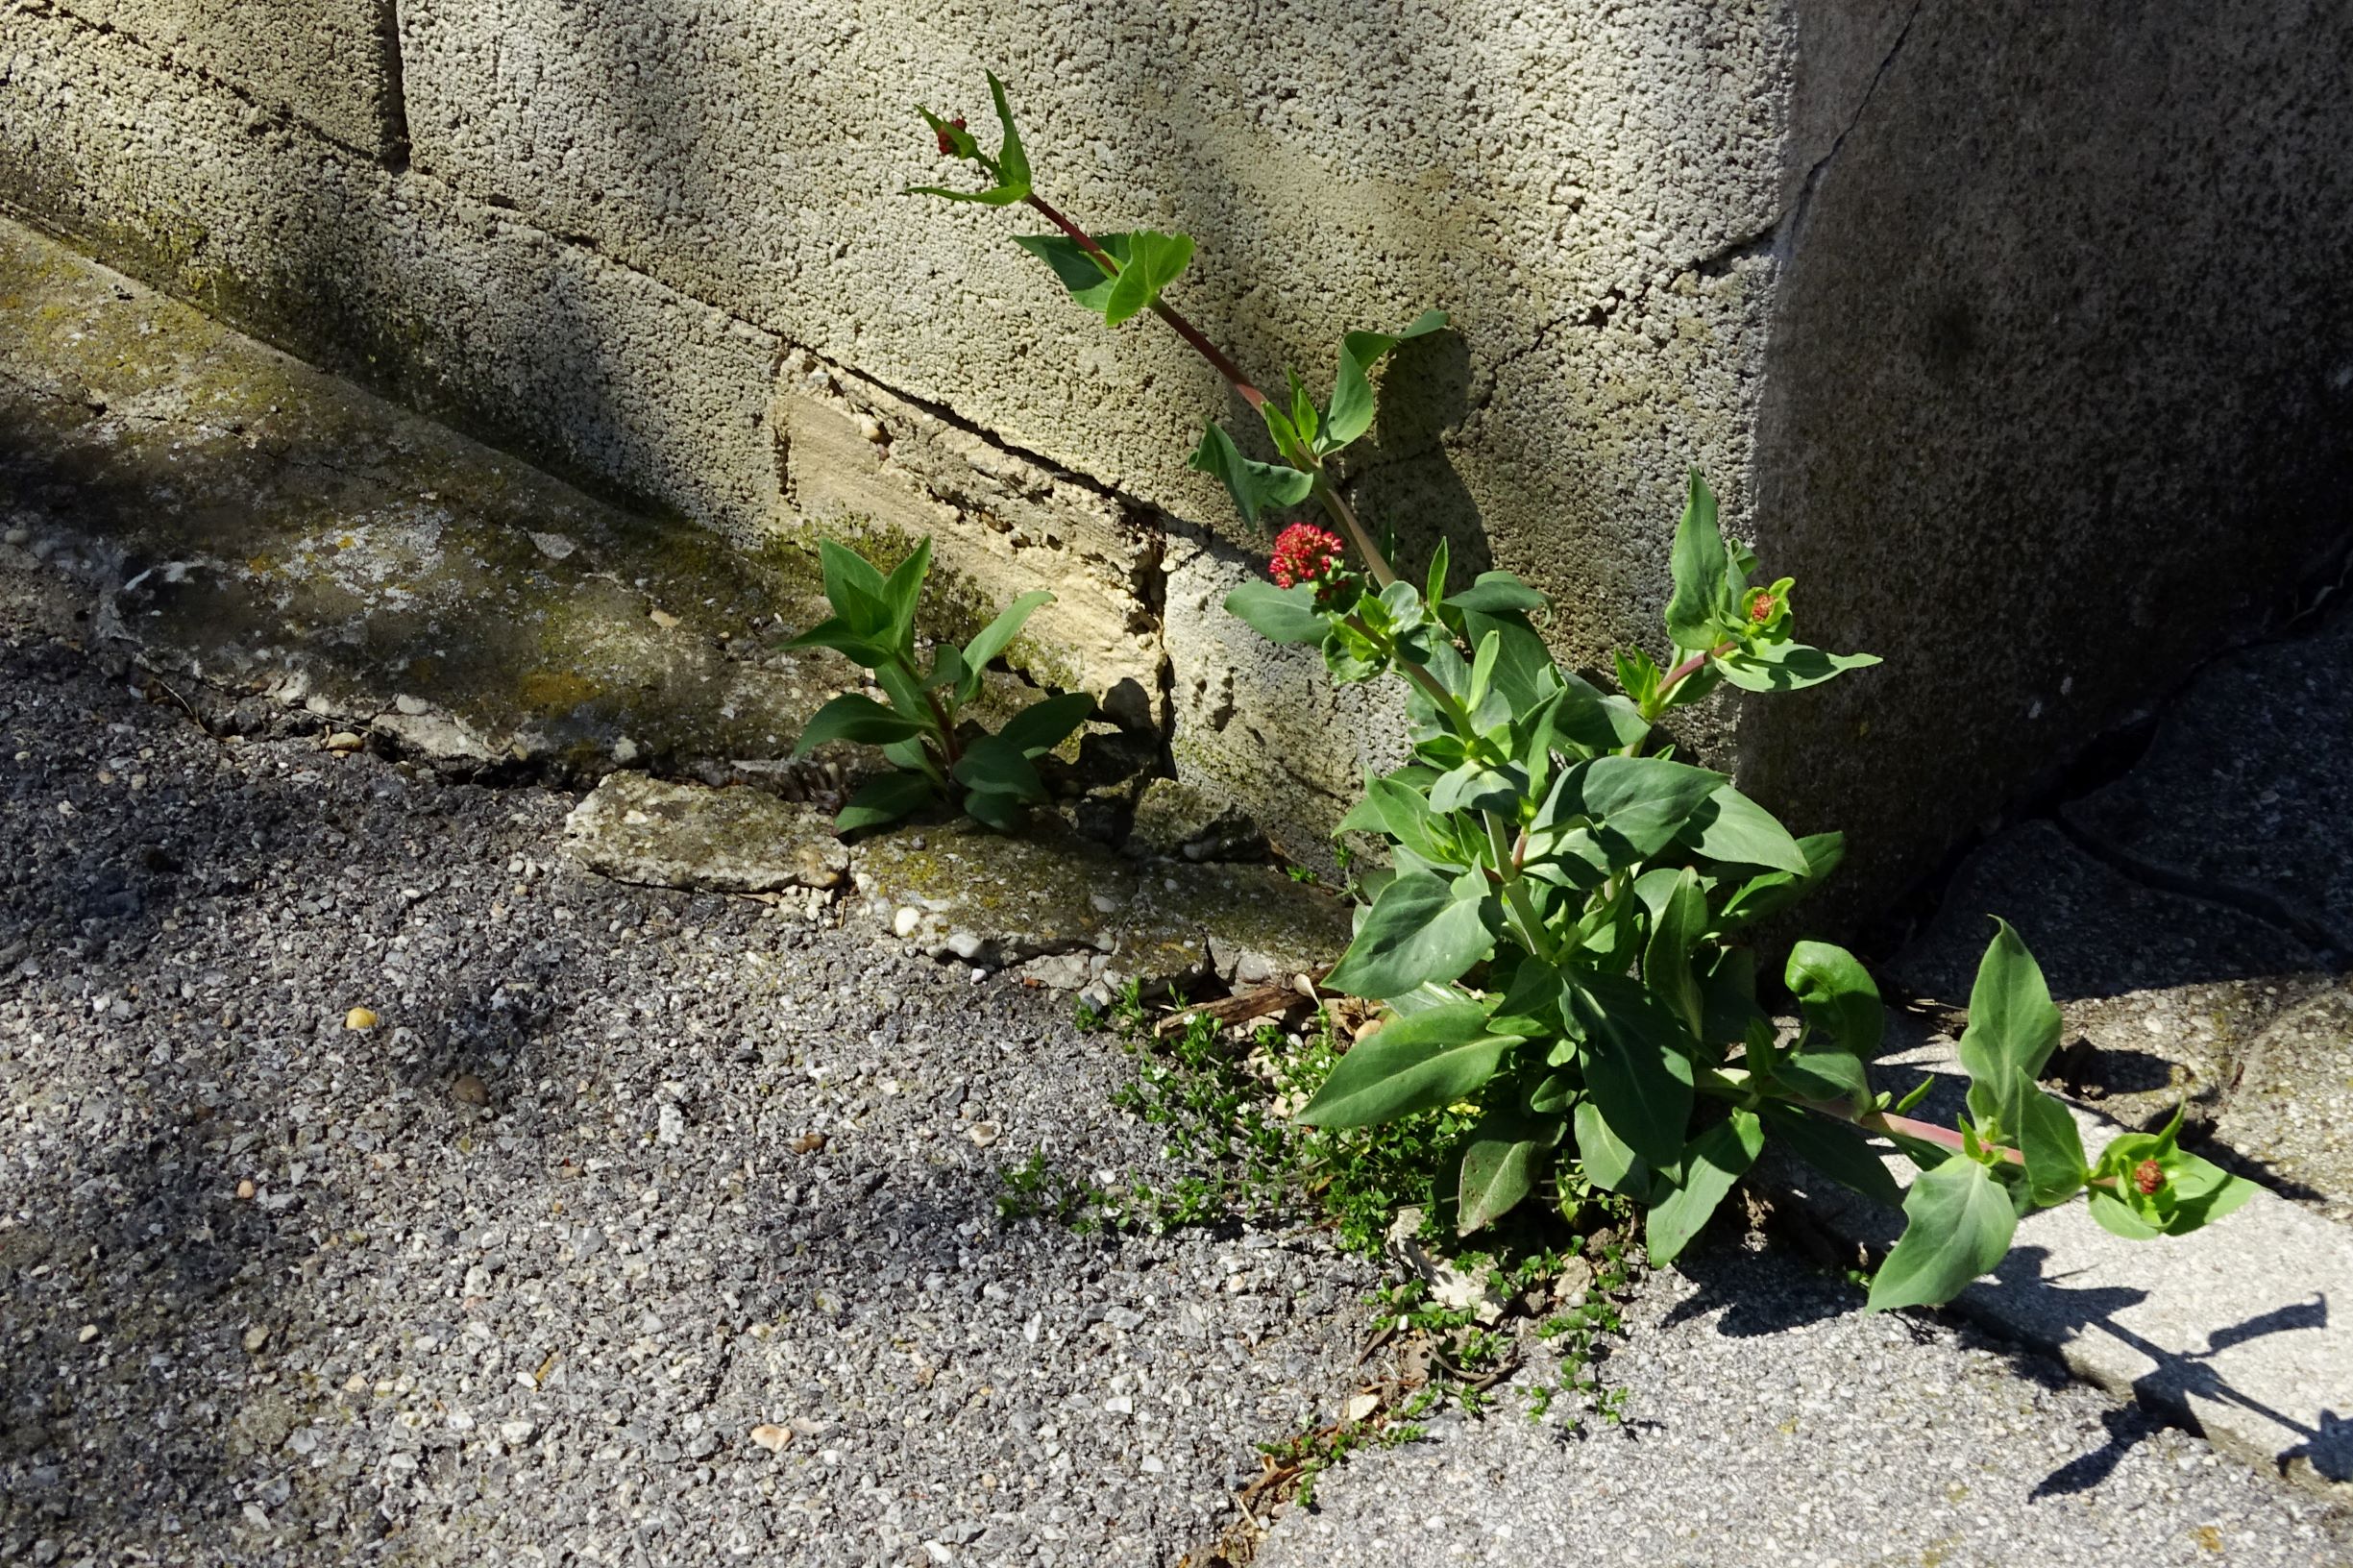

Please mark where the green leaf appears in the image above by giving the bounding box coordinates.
[1642,867,1708,1041]
[1568,974,1695,1168]
[1336,772,1457,865]
[1294,1002,1520,1127]
[1011,232,1121,315]
[902,72,1032,206]
[1775,1046,1871,1115]
[1323,308,1448,452]
[792,693,929,756]
[1956,918,2062,1134]
[1223,579,1328,646]
[1456,1101,1561,1236]
[1715,643,1882,693]
[1102,230,1194,327]
[1424,539,1454,631]
[963,590,1056,672]
[1716,832,1845,928]
[836,770,936,833]
[1427,761,1525,817]
[1679,785,1808,873]
[961,786,1028,832]
[1551,671,1652,756]
[1325,871,1493,1000]
[1016,231,1194,328]
[782,614,896,669]
[951,735,1044,800]
[1553,755,1728,863]
[1573,1098,1650,1198]
[1785,941,1884,1065]
[1758,1103,1903,1208]
[817,539,893,637]
[1666,470,1731,651]
[1866,1159,2020,1312]
[999,691,1093,757]
[878,536,932,651]
[1444,572,1549,615]
[2086,1186,2164,1240]
[2014,1078,2088,1208]
[1189,422,1316,527]
[925,643,968,694]
[1647,1109,1764,1264]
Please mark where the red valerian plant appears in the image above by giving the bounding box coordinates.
[900,73,2254,1307]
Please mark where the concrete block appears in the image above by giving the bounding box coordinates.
[0,6,781,540]
[772,348,1164,721]
[396,0,1787,646]
[46,0,404,159]
[1748,0,2353,915]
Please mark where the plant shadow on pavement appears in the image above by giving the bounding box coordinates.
[1967,1245,2351,1493]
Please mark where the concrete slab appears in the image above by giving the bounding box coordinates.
[0,8,785,540]
[1775,1017,2353,1487]
[45,0,405,158]
[2066,611,2353,956]
[0,215,835,777]
[2214,982,2353,1228]
[1890,820,2328,1132]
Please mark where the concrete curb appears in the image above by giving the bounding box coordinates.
[1765,1019,2353,1489]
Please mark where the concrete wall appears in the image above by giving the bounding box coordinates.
[2,0,2347,909]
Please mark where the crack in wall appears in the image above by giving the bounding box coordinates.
[1775,0,1929,267]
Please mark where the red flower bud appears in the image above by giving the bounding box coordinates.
[1749,592,1777,625]
[2134,1159,2165,1196]
[936,117,968,157]
[1269,524,1346,591]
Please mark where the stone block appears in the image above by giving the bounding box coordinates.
[1749,0,2353,915]
[395,0,1785,649]
[0,7,782,540]
[772,349,1164,720]
[47,0,404,158]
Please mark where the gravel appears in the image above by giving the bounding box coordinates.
[5,544,2347,1567]
[0,556,1377,1566]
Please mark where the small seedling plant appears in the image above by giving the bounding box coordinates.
[908,75,2253,1309]
[786,536,1091,831]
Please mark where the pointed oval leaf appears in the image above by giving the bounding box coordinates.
[1568,974,1696,1168]
[1865,1158,2020,1311]
[963,590,1056,672]
[1955,918,2063,1099]
[1293,1002,1519,1128]
[1646,1109,1764,1264]
[1325,871,1493,1000]
[1189,423,1315,527]
[1665,470,1731,650]
[1457,1102,1562,1237]
[1223,579,1328,645]
[999,691,1094,757]
[792,693,928,757]
[835,770,936,834]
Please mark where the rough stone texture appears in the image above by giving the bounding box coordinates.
[1891,821,2329,1133]
[1123,776,1267,865]
[851,820,1350,988]
[396,0,1788,598]
[1773,1017,2353,1488]
[564,772,847,894]
[1751,0,2353,917]
[45,0,406,158]
[2213,983,2353,1228]
[0,7,784,540]
[1161,527,1409,870]
[2065,610,2353,957]
[774,350,1165,721]
[0,219,839,778]
[1258,1242,2353,1568]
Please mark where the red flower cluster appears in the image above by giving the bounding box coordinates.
[2134,1159,2165,1196]
[936,116,968,157]
[1269,524,1346,590]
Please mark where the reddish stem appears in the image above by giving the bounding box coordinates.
[1019,193,1268,410]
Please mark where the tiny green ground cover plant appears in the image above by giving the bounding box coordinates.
[786,536,1091,832]
[907,75,2254,1310]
